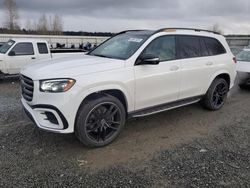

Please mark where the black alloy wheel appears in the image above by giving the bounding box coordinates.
[211,82,228,109]
[75,95,126,147]
[85,102,122,143]
[202,78,229,111]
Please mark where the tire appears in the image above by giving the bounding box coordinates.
[239,83,249,90]
[0,74,4,81]
[202,78,229,111]
[75,94,126,147]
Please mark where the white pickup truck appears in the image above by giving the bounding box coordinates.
[0,39,85,78]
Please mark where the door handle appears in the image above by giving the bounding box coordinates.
[170,65,179,71]
[206,62,213,66]
[31,57,36,60]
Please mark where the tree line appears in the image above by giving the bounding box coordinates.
[1,0,113,36]
[2,0,64,35]
[1,0,222,36]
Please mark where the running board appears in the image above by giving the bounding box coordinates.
[128,96,202,118]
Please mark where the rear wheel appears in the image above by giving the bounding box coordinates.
[202,78,229,111]
[75,95,126,147]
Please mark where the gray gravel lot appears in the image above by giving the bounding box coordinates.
[0,77,249,187]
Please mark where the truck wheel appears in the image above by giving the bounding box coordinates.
[75,95,126,147]
[202,78,229,111]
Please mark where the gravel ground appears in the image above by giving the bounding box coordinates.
[0,77,249,187]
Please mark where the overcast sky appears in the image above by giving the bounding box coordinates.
[0,0,250,34]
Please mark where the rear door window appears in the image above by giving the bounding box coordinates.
[199,38,209,56]
[37,43,49,54]
[178,36,200,59]
[204,38,226,56]
[11,43,34,56]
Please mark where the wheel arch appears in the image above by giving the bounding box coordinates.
[83,89,129,112]
[74,88,130,131]
[75,84,132,118]
[208,71,231,91]
[214,73,230,87]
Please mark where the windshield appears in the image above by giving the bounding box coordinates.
[0,40,15,54]
[236,50,250,62]
[88,33,149,60]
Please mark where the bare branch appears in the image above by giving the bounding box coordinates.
[3,0,20,31]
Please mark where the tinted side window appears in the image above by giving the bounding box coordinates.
[204,38,226,55]
[37,43,48,54]
[11,43,34,55]
[178,36,200,59]
[200,38,209,56]
[143,36,176,61]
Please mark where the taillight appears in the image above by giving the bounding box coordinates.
[233,57,237,64]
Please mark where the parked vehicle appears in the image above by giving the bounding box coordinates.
[230,46,242,55]
[0,39,85,78]
[20,28,237,147]
[0,42,4,48]
[236,48,250,89]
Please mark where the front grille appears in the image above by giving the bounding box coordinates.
[20,75,34,102]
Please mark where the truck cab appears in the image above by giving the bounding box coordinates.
[0,39,51,76]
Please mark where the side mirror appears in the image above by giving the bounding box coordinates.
[136,54,160,65]
[8,51,15,56]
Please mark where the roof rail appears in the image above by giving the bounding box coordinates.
[119,30,147,34]
[155,28,220,35]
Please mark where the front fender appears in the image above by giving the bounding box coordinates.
[76,83,134,113]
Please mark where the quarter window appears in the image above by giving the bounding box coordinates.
[178,36,200,58]
[11,43,34,56]
[142,36,176,61]
[204,38,226,55]
[37,43,48,54]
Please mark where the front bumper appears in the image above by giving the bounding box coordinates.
[21,98,71,133]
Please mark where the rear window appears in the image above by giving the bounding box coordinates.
[204,38,226,56]
[236,50,250,62]
[178,36,200,59]
[37,43,48,54]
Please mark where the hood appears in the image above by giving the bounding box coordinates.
[0,53,5,61]
[21,55,125,80]
[0,53,5,60]
[236,61,250,73]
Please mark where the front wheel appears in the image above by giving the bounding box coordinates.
[202,78,229,111]
[75,95,126,147]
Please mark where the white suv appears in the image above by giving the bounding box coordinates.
[20,28,236,147]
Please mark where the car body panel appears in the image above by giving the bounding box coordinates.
[236,60,250,73]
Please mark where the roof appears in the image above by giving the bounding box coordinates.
[122,30,155,36]
[121,28,221,38]
[8,38,48,43]
[155,28,220,35]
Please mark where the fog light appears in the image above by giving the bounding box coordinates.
[43,111,59,125]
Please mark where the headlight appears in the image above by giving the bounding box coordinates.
[40,79,75,93]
